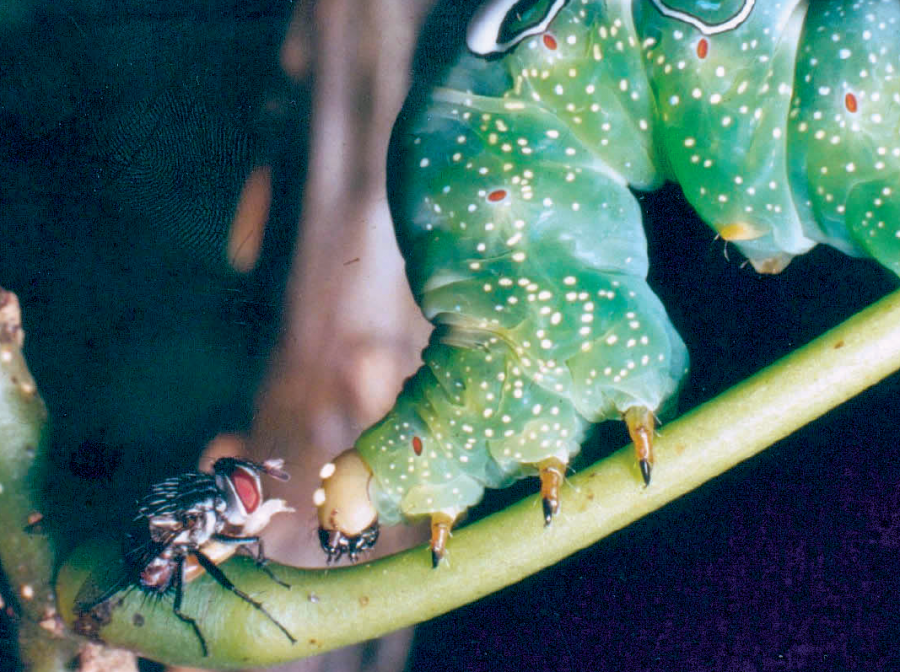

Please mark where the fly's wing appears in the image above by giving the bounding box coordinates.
[72,520,172,613]
[72,538,137,616]
[70,527,177,645]
[74,476,198,614]
[122,523,175,582]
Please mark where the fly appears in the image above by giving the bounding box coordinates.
[74,457,296,656]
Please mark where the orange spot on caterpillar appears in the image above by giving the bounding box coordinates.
[412,436,423,455]
[487,189,507,202]
[718,222,764,241]
[845,92,858,113]
[696,38,709,59]
[542,34,557,50]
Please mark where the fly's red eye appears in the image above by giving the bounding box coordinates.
[542,34,557,50]
[487,189,507,202]
[231,467,261,513]
[412,436,423,455]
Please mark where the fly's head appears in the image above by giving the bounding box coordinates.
[313,449,380,563]
[213,457,294,536]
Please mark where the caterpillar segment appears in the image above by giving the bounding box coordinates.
[315,0,900,566]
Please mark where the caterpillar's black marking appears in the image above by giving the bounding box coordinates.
[468,0,569,54]
[648,0,756,36]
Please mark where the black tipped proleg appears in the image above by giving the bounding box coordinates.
[429,513,454,569]
[538,457,566,527]
[626,407,656,488]
[542,497,558,526]
[639,459,652,486]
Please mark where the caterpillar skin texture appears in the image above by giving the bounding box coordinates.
[316,0,900,565]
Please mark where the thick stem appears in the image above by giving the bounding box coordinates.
[55,287,900,669]
[0,290,78,671]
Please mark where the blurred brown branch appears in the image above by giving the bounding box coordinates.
[247,1,436,670]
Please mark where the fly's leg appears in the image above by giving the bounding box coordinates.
[538,457,567,525]
[625,406,656,486]
[212,533,291,589]
[171,556,209,657]
[193,550,296,644]
[250,539,291,589]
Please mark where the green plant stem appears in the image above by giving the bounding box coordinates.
[0,290,78,671]
[55,287,900,669]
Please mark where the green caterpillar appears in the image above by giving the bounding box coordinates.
[315,0,900,566]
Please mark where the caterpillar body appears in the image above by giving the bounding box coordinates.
[315,0,900,565]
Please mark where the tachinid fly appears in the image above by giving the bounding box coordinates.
[74,457,296,656]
